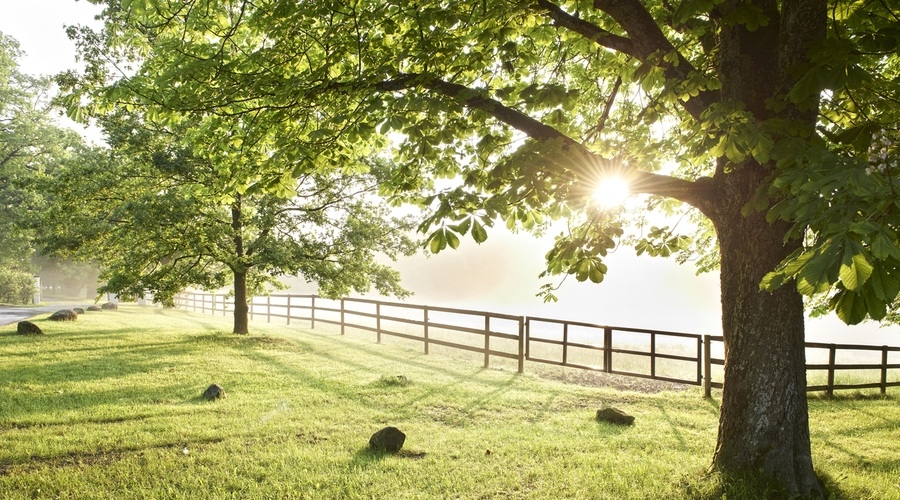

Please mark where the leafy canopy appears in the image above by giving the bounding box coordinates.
[63,0,900,323]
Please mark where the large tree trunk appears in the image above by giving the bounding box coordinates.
[702,2,826,495]
[706,168,821,496]
[232,268,250,335]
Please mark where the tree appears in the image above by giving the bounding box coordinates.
[39,116,418,334]
[64,0,900,495]
[0,31,83,303]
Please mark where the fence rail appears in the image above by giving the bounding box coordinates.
[174,292,899,396]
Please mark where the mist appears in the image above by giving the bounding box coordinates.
[282,226,900,348]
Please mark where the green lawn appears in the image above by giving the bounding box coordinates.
[0,306,897,499]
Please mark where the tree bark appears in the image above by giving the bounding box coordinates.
[704,165,821,496]
[231,197,250,335]
[700,2,826,495]
[232,268,250,335]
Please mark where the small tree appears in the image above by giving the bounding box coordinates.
[40,117,418,334]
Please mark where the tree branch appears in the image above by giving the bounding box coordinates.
[535,0,638,58]
[377,74,713,207]
[537,0,718,121]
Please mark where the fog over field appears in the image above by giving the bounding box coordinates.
[283,226,900,348]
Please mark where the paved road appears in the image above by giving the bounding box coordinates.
[0,302,84,326]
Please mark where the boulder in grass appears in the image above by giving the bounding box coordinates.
[48,309,78,322]
[202,384,225,400]
[596,407,635,426]
[369,426,406,453]
[87,305,102,312]
[100,302,118,310]
[73,307,85,315]
[17,321,43,335]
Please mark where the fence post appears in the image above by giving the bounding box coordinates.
[650,332,657,378]
[311,296,316,329]
[562,322,569,366]
[287,295,291,326]
[696,336,703,386]
[340,298,345,336]
[603,327,612,373]
[827,345,836,396]
[266,295,271,323]
[704,335,712,398]
[249,296,254,321]
[376,302,382,344]
[484,315,491,369]
[517,316,525,374]
[881,346,889,395]
[525,318,531,359]
[423,306,430,355]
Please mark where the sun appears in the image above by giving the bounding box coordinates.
[593,177,631,207]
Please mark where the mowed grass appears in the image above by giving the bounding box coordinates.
[0,307,897,499]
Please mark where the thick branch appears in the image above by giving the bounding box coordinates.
[377,74,713,207]
[579,0,718,120]
[536,0,638,58]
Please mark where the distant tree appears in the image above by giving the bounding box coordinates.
[40,116,418,334]
[0,32,82,303]
[64,0,900,495]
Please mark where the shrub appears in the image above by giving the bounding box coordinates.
[0,267,36,304]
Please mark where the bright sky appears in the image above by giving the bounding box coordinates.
[2,0,897,346]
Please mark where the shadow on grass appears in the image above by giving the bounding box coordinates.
[652,403,689,451]
[0,436,226,475]
[348,447,427,469]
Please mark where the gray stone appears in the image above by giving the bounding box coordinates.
[596,407,634,426]
[87,305,102,312]
[48,309,78,322]
[17,321,43,335]
[100,302,118,310]
[369,426,405,453]
[202,384,225,400]
[73,307,85,315]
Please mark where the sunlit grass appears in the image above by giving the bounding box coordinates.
[0,306,897,499]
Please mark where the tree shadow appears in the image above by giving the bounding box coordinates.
[348,446,427,470]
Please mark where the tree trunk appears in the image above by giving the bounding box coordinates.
[231,197,250,335]
[232,269,250,335]
[707,170,822,496]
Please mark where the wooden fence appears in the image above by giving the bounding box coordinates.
[704,336,900,396]
[173,292,900,396]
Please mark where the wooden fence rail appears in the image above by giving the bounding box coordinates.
[173,292,899,396]
[704,336,900,396]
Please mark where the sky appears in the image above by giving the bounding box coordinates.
[2,0,898,347]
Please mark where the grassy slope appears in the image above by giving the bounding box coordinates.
[0,306,896,499]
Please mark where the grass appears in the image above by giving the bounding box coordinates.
[0,307,897,499]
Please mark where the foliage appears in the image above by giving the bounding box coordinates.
[1,306,897,499]
[0,31,84,296]
[60,0,900,323]
[37,115,419,308]
[0,267,35,304]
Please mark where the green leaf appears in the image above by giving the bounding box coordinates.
[445,230,460,249]
[871,229,900,260]
[834,290,869,325]
[796,245,841,296]
[839,242,873,291]
[471,220,488,244]
[428,231,446,254]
